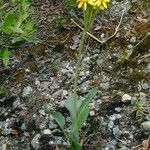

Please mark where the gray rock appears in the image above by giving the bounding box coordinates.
[39,109,46,116]
[55,136,63,144]
[141,82,149,90]
[21,122,28,131]
[22,86,33,97]
[113,126,122,138]
[13,97,21,108]
[130,36,136,43]
[90,110,95,116]
[108,121,114,129]
[43,129,52,135]
[39,121,47,130]
[49,122,58,129]
[115,107,122,112]
[100,82,110,90]
[122,94,131,102]
[141,121,150,130]
[31,134,40,149]
[35,79,40,87]
[147,63,150,73]
[52,89,63,99]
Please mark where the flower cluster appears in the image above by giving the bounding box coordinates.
[77,0,110,10]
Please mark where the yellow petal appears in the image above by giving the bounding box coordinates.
[99,5,105,10]
[84,2,87,10]
[78,2,83,8]
[102,2,107,8]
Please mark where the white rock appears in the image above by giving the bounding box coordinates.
[63,90,68,96]
[39,109,46,116]
[22,86,33,97]
[141,121,150,130]
[90,110,95,116]
[31,134,40,149]
[130,36,136,43]
[122,94,132,102]
[35,79,40,87]
[43,129,52,135]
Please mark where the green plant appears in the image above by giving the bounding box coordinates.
[0,0,38,67]
[45,0,111,149]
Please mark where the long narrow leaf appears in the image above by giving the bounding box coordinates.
[50,111,65,128]
[76,88,97,129]
[65,93,82,119]
[2,13,14,33]
[1,48,9,67]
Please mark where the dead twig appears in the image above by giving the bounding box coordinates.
[71,7,125,44]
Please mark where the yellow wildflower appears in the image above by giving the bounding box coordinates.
[77,0,95,10]
[77,0,110,10]
[94,0,110,10]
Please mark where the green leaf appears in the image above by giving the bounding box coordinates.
[1,47,9,67]
[24,20,34,33]
[68,132,81,150]
[0,86,5,95]
[2,13,15,33]
[50,111,65,128]
[76,89,97,129]
[65,93,82,119]
[22,36,39,44]
[10,26,25,33]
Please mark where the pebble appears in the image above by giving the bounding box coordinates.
[113,126,122,138]
[49,122,58,129]
[127,44,133,49]
[115,107,122,112]
[141,82,149,90]
[39,109,46,116]
[52,89,63,99]
[130,36,136,43]
[100,82,110,90]
[62,90,68,96]
[141,121,150,130]
[13,98,21,108]
[22,86,33,97]
[35,79,40,87]
[108,121,114,129]
[147,63,150,73]
[43,129,52,135]
[31,134,40,149]
[122,94,131,102]
[90,110,95,116]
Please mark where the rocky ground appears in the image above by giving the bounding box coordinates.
[0,0,150,150]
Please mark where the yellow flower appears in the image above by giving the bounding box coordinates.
[77,0,95,10]
[94,0,110,10]
[77,0,110,10]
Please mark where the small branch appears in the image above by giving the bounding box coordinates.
[133,33,150,50]
[71,18,104,43]
[106,7,125,41]
[71,7,125,44]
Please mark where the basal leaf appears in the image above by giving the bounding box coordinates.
[10,26,25,33]
[76,88,97,129]
[24,20,34,33]
[2,13,15,33]
[50,111,65,129]
[65,92,81,119]
[1,47,9,67]
[68,132,81,150]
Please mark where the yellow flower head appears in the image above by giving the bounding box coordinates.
[77,0,95,10]
[94,0,110,10]
[77,0,110,10]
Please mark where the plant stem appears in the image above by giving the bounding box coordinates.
[73,29,87,136]
[72,8,95,140]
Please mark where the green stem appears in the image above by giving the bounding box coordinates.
[73,29,87,138]
[72,8,96,141]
